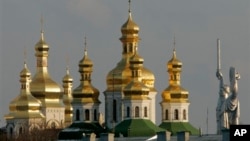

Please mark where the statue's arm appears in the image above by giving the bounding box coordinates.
[230,67,240,100]
[216,70,224,92]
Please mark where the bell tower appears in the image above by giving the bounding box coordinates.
[159,38,199,135]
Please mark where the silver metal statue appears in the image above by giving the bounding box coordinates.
[216,39,240,134]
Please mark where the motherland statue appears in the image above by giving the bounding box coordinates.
[216,39,240,134]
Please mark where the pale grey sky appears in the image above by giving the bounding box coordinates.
[1,0,249,134]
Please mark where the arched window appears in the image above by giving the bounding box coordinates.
[94,109,97,121]
[85,109,90,121]
[144,107,147,117]
[113,100,117,122]
[135,106,139,117]
[127,107,130,117]
[174,109,179,120]
[10,127,13,135]
[129,43,133,52]
[19,127,22,134]
[51,122,56,129]
[124,45,127,53]
[165,109,169,120]
[183,109,186,120]
[76,109,80,121]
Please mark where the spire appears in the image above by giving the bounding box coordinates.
[128,0,131,13]
[66,62,69,75]
[84,36,87,57]
[128,0,133,21]
[21,47,29,76]
[24,46,27,65]
[173,35,177,57]
[40,14,44,41]
[173,35,176,50]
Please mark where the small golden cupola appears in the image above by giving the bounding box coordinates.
[5,62,44,119]
[30,19,62,107]
[106,0,155,93]
[62,66,73,126]
[124,48,150,100]
[63,67,73,83]
[162,46,189,103]
[72,38,100,103]
[120,1,140,44]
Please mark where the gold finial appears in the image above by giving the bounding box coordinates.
[66,66,69,75]
[40,14,44,41]
[128,0,131,13]
[173,34,176,50]
[173,35,176,58]
[66,54,69,75]
[84,36,87,56]
[24,46,27,65]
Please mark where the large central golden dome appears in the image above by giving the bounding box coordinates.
[105,10,156,93]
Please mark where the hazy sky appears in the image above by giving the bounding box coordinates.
[1,0,249,134]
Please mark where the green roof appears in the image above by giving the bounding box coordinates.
[58,122,107,139]
[159,122,199,135]
[113,119,166,137]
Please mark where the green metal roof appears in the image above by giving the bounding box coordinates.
[58,122,107,139]
[113,119,166,137]
[159,122,199,135]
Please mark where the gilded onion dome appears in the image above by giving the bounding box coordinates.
[105,2,155,93]
[63,67,73,83]
[124,48,150,100]
[120,11,140,41]
[62,66,73,126]
[167,48,182,70]
[162,49,189,103]
[5,62,44,119]
[72,39,100,103]
[30,30,62,95]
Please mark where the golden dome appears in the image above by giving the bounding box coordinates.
[6,63,44,119]
[121,12,139,35]
[72,84,100,103]
[167,49,182,71]
[130,48,144,64]
[30,76,62,93]
[31,30,62,94]
[35,31,49,52]
[79,48,93,68]
[72,43,100,103]
[161,85,189,103]
[162,48,188,103]
[63,67,73,82]
[105,2,155,93]
[124,81,150,100]
[106,56,155,92]
[123,49,150,100]
[20,63,31,76]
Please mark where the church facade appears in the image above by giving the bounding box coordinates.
[4,1,198,140]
